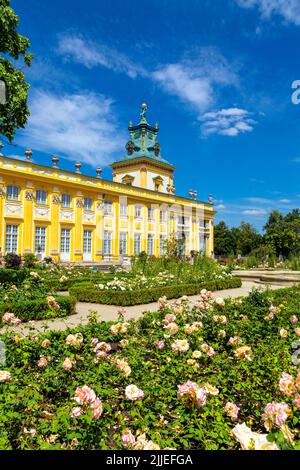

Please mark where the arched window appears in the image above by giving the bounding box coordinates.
[6,185,19,201]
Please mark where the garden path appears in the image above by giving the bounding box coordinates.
[0,281,280,336]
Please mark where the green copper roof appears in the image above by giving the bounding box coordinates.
[112,103,174,167]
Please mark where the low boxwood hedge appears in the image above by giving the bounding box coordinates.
[69,277,242,306]
[0,268,29,286]
[0,295,76,322]
[43,272,132,291]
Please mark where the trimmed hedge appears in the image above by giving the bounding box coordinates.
[0,295,76,322]
[0,268,29,286]
[69,277,242,306]
[43,272,132,291]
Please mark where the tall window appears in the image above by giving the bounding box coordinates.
[134,205,142,218]
[35,226,46,255]
[104,200,112,215]
[134,234,141,255]
[160,235,166,256]
[61,229,71,253]
[148,207,154,220]
[83,230,92,254]
[61,194,71,208]
[103,231,112,254]
[120,203,127,217]
[6,185,19,201]
[84,197,93,210]
[119,232,127,255]
[199,232,206,254]
[160,210,166,223]
[5,224,18,253]
[36,190,47,205]
[147,234,154,255]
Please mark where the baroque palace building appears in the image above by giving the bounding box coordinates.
[0,104,215,263]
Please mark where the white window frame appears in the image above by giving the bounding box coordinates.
[83,229,93,255]
[134,205,142,218]
[60,228,71,260]
[5,224,18,253]
[103,231,112,254]
[119,232,127,255]
[6,185,19,201]
[36,190,47,205]
[147,234,154,255]
[104,200,112,215]
[61,194,71,208]
[160,210,166,223]
[160,235,166,256]
[120,203,127,217]
[148,207,154,220]
[134,233,141,255]
[84,197,93,211]
[35,226,46,257]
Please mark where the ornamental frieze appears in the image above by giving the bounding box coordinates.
[0,188,6,198]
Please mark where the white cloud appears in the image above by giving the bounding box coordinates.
[58,37,239,116]
[152,48,238,113]
[58,35,146,78]
[278,198,292,204]
[246,197,271,204]
[57,37,255,138]
[200,108,256,137]
[18,90,124,166]
[242,208,268,216]
[216,204,226,210]
[152,64,213,112]
[292,157,300,162]
[235,0,300,26]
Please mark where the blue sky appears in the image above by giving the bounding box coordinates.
[4,0,300,230]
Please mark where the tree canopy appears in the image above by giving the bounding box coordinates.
[214,209,300,258]
[0,0,33,140]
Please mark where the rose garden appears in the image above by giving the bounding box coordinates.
[0,253,299,450]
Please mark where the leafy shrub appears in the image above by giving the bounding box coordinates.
[22,253,38,269]
[0,295,76,322]
[0,269,28,286]
[69,277,242,306]
[4,253,22,269]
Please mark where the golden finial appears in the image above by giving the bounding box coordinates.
[155,122,158,129]
[129,120,132,127]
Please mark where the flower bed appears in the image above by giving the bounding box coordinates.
[69,277,242,306]
[0,285,300,449]
[0,295,76,322]
[0,272,76,323]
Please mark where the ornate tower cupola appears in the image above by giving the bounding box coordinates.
[110,103,175,194]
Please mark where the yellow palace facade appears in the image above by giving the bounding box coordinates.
[0,104,215,263]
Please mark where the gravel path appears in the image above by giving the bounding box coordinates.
[0,281,280,336]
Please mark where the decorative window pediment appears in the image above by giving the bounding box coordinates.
[122,174,135,186]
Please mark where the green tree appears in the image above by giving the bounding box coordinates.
[235,221,262,256]
[0,0,33,140]
[214,221,236,256]
[264,210,300,257]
